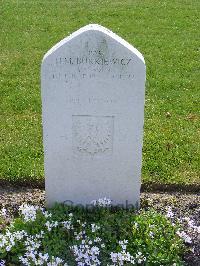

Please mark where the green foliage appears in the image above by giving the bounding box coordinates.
[0,203,185,265]
[0,0,199,184]
[131,210,184,265]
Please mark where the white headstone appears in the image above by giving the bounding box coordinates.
[41,24,146,207]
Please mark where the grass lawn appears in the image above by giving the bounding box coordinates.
[0,0,199,185]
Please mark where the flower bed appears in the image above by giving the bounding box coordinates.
[0,195,199,266]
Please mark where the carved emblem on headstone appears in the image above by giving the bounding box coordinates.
[41,24,146,207]
[72,115,114,156]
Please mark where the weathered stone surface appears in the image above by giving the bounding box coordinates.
[41,24,146,207]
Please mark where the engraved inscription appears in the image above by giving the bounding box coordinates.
[52,72,134,81]
[46,43,135,82]
[56,57,132,66]
[66,97,117,105]
[72,115,114,156]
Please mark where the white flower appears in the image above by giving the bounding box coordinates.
[119,240,128,250]
[166,207,174,219]
[134,222,138,228]
[45,221,59,232]
[110,250,135,264]
[149,231,154,238]
[18,256,30,266]
[0,208,7,218]
[136,252,142,258]
[74,230,86,240]
[176,230,192,244]
[134,251,146,264]
[70,235,101,265]
[0,260,6,266]
[47,256,64,265]
[43,211,52,218]
[91,223,100,233]
[110,240,137,265]
[183,217,200,234]
[0,229,27,252]
[39,252,49,261]
[19,204,39,222]
[62,220,72,230]
[6,245,12,251]
[94,237,102,243]
[91,197,112,207]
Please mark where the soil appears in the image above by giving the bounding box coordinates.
[0,186,199,265]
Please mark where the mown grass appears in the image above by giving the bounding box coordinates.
[0,0,199,185]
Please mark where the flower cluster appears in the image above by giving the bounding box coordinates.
[0,208,7,218]
[0,260,5,266]
[91,223,100,233]
[176,230,192,244]
[61,212,73,229]
[0,204,71,265]
[19,204,39,222]
[71,239,100,265]
[183,217,200,234]
[0,229,27,252]
[0,226,68,266]
[71,219,102,265]
[166,206,174,219]
[45,220,59,231]
[91,197,112,207]
[110,240,146,265]
[165,206,200,246]
[19,252,68,266]
[0,199,193,265]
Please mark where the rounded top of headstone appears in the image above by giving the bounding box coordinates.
[42,24,145,64]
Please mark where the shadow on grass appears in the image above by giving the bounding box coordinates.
[0,178,199,193]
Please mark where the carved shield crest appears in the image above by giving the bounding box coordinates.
[72,115,114,156]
